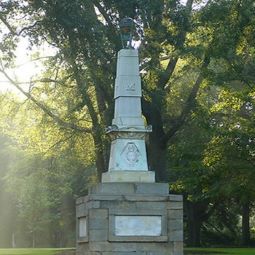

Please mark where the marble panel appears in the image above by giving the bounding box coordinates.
[79,217,87,238]
[114,216,162,236]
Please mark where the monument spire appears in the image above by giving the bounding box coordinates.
[76,18,183,255]
[102,18,155,183]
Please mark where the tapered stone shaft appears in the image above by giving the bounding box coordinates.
[102,49,155,183]
[112,49,144,128]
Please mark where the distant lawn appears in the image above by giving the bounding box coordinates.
[0,248,74,255]
[185,248,255,255]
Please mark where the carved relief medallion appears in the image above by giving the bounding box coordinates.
[121,142,140,166]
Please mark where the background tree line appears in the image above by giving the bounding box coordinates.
[0,0,254,248]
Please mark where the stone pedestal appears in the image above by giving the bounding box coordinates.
[76,40,183,254]
[76,183,183,255]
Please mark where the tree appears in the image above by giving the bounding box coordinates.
[0,0,222,180]
[1,0,255,247]
[0,93,96,247]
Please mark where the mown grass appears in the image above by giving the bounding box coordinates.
[1,248,255,255]
[0,248,74,255]
[185,247,255,255]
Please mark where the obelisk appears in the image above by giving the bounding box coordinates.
[102,48,155,182]
[76,18,184,255]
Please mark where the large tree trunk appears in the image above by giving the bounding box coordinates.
[187,218,202,247]
[241,202,250,246]
[185,201,206,247]
[148,132,168,182]
[144,97,169,182]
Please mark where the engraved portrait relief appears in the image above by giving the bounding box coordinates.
[121,142,140,166]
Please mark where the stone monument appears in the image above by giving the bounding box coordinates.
[76,18,183,255]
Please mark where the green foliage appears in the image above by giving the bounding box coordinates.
[1,0,255,248]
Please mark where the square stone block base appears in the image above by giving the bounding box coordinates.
[76,183,183,255]
[102,171,155,183]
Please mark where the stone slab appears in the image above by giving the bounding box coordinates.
[88,242,171,252]
[102,171,155,183]
[87,194,169,202]
[168,209,183,220]
[76,192,181,205]
[114,215,162,236]
[78,217,87,238]
[169,195,183,201]
[89,183,169,195]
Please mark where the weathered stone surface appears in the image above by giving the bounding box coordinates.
[87,194,171,202]
[124,195,168,202]
[103,201,137,212]
[169,230,183,242]
[77,190,183,254]
[90,183,135,195]
[89,218,108,230]
[89,183,169,196]
[168,209,183,220]
[173,242,184,255]
[88,242,173,253]
[135,183,169,195]
[168,219,183,231]
[86,201,101,209]
[89,209,108,219]
[169,195,183,201]
[114,215,162,236]
[167,202,183,210]
[102,171,155,183]
[135,201,166,210]
[76,203,87,217]
[76,196,88,205]
[89,229,108,242]
[89,242,137,252]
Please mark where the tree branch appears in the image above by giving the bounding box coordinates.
[0,14,16,34]
[44,133,76,154]
[162,55,210,144]
[0,65,91,133]
[158,0,194,90]
[0,14,41,36]
[90,0,120,49]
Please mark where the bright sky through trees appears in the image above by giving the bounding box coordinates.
[0,37,55,97]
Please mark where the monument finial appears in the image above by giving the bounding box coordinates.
[119,17,135,49]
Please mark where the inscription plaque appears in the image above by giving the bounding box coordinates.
[115,216,162,236]
[78,217,87,238]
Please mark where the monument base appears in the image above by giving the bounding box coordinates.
[102,171,155,183]
[76,183,183,255]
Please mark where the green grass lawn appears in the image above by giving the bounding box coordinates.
[0,248,255,255]
[185,248,255,255]
[0,248,74,255]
